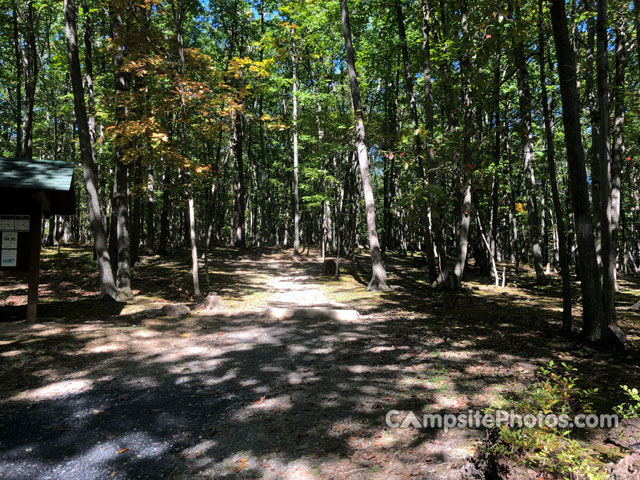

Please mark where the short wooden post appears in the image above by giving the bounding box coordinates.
[26,204,42,323]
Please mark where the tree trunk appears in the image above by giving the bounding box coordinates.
[128,161,141,265]
[612,17,628,286]
[550,0,624,347]
[477,211,499,285]
[513,1,547,285]
[21,0,37,159]
[339,0,389,291]
[490,33,502,281]
[82,0,97,149]
[596,0,620,338]
[112,8,132,299]
[232,111,246,248]
[539,0,571,330]
[421,0,448,285]
[396,0,436,281]
[291,45,300,255]
[188,197,201,299]
[453,0,472,289]
[172,0,200,298]
[64,0,117,300]
[146,164,155,254]
[258,4,268,247]
[585,0,601,267]
[12,1,22,158]
[158,166,171,255]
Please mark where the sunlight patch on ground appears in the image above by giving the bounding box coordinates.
[190,452,317,479]
[85,343,124,353]
[13,378,93,402]
[0,349,22,357]
[246,394,293,412]
[439,350,476,361]
[286,369,318,385]
[31,326,66,337]
[122,376,160,389]
[202,369,237,386]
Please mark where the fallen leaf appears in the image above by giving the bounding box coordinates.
[255,396,266,405]
[116,448,128,454]
[233,457,249,472]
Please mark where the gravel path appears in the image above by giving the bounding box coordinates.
[0,379,236,479]
[0,252,491,479]
[0,257,368,480]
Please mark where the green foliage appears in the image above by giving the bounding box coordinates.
[614,385,640,419]
[489,361,608,479]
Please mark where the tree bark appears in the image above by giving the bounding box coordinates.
[490,32,502,284]
[513,1,547,285]
[82,0,97,149]
[232,111,247,248]
[539,0,571,330]
[146,164,155,254]
[21,0,37,159]
[112,7,132,299]
[422,0,448,285]
[550,0,625,347]
[12,0,23,158]
[396,0,436,281]
[291,43,300,255]
[64,0,117,300]
[596,0,619,334]
[131,160,141,264]
[612,16,628,286]
[453,0,472,289]
[585,0,601,266]
[172,0,200,298]
[158,166,171,255]
[340,0,389,291]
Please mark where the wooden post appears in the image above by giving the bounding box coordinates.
[26,203,42,323]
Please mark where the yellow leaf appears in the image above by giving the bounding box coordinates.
[234,458,249,472]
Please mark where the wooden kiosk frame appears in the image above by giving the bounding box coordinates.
[0,157,75,322]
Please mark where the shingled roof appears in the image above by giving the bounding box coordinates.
[0,157,76,215]
[0,157,74,191]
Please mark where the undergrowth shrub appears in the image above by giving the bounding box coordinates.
[487,361,611,480]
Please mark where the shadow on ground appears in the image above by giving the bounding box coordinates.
[0,247,639,479]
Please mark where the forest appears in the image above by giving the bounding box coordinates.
[1,0,640,478]
[2,0,639,344]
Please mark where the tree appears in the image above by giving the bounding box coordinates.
[20,0,38,159]
[549,0,625,347]
[339,0,389,291]
[63,0,118,300]
[453,0,472,290]
[395,0,436,281]
[291,30,300,255]
[111,5,133,299]
[421,0,448,286]
[538,0,571,330]
[513,0,547,286]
